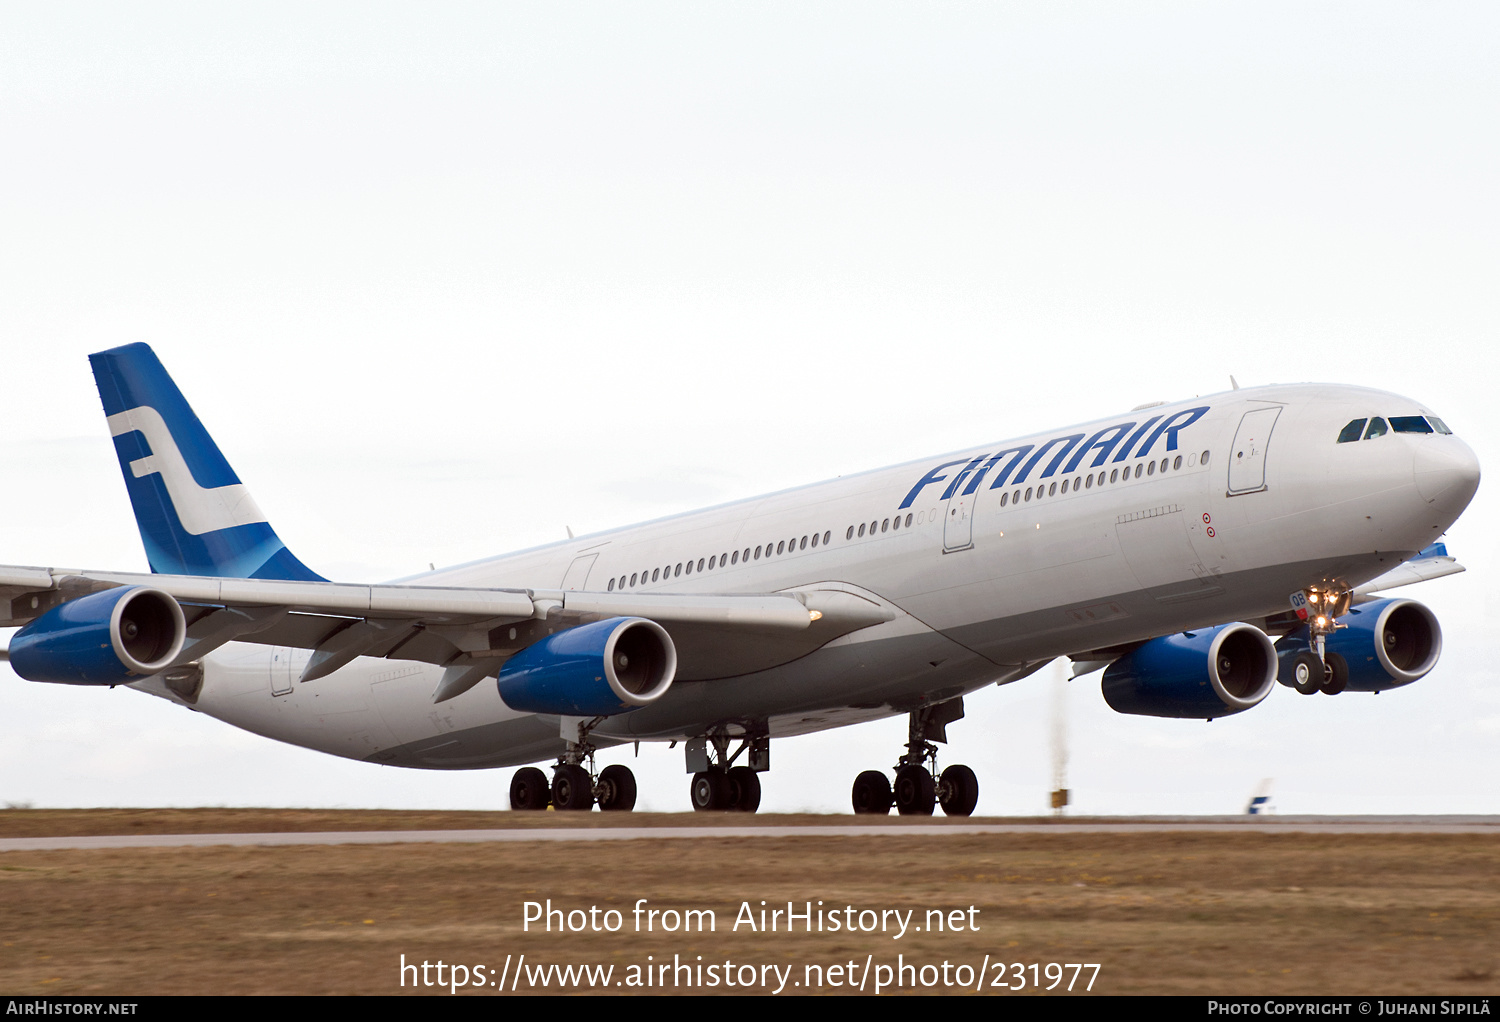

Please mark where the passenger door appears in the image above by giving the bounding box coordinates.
[1227,406,1282,495]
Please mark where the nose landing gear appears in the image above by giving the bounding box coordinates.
[1281,585,1353,696]
[851,700,979,817]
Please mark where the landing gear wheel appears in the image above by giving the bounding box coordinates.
[851,770,893,815]
[1284,651,1325,695]
[690,768,731,811]
[551,763,594,811]
[894,764,935,816]
[1319,652,1348,696]
[510,767,551,811]
[938,764,979,817]
[596,764,637,812]
[727,766,761,813]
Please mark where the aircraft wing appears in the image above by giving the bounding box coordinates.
[0,566,895,689]
[1352,542,1465,599]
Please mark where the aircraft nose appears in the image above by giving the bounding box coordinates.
[1413,437,1481,511]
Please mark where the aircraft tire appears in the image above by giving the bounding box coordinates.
[690,769,731,811]
[510,767,551,810]
[894,765,935,816]
[1320,652,1349,695]
[727,766,761,813]
[1287,651,1325,695]
[851,770,893,815]
[597,764,637,812]
[551,764,595,811]
[938,764,979,817]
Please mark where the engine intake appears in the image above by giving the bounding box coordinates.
[1101,622,1278,718]
[9,586,187,685]
[497,617,676,716]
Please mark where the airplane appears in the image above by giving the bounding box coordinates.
[0,344,1481,815]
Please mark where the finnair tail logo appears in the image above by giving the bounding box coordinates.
[106,405,268,537]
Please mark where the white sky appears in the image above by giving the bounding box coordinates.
[1,2,1496,815]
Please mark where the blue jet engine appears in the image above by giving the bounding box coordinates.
[9,586,187,685]
[496,617,677,716]
[1277,597,1441,693]
[1101,622,1278,718]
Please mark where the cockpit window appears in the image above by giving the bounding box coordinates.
[1391,415,1434,434]
[1428,416,1453,434]
[1337,419,1366,444]
[1363,417,1388,440]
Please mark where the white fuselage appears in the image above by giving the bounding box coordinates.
[159,383,1479,770]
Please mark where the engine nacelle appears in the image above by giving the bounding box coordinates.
[1278,597,1441,692]
[1101,622,1278,719]
[496,617,676,716]
[9,586,187,685]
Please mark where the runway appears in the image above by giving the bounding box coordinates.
[4,815,1496,852]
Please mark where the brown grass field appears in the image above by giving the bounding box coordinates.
[0,809,1495,996]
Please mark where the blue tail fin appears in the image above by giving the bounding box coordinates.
[89,343,327,581]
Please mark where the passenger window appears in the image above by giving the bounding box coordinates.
[685,560,692,575]
[1428,416,1452,434]
[776,541,785,555]
[754,546,762,559]
[810,534,819,548]
[708,555,716,569]
[630,573,638,586]
[1160,458,1168,473]
[731,551,739,565]
[1390,416,1434,434]
[1084,475,1092,489]
[1201,450,1211,466]
[1025,487,1032,501]
[857,524,865,537]
[697,558,704,572]
[652,568,660,582]
[800,536,808,549]
[825,531,833,544]
[1110,469,1118,483]
[1147,460,1155,476]
[1000,492,1009,507]
[742,548,750,562]
[674,564,682,577]
[1135,464,1143,479]
[1173,455,1182,470]
[870,520,878,534]
[1364,417,1388,440]
[1337,419,1367,444]
[881,519,889,533]
[847,526,855,540]
[608,578,615,591]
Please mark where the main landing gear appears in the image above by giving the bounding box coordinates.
[686,733,767,812]
[851,700,979,817]
[508,716,638,812]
